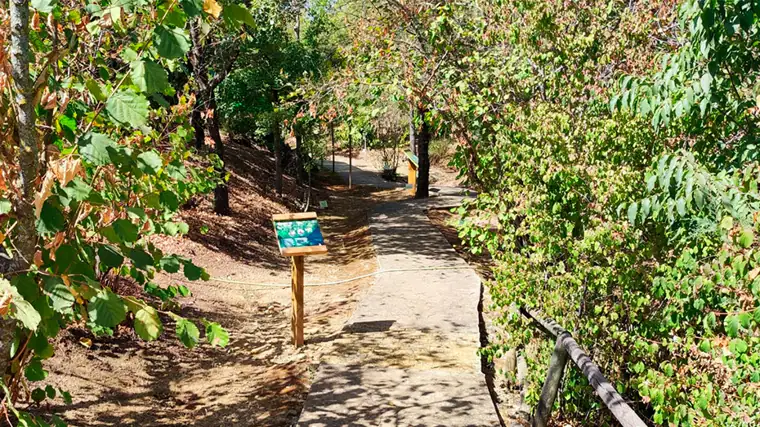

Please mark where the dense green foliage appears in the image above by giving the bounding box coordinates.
[0,0,257,423]
[410,0,760,425]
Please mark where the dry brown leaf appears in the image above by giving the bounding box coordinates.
[33,251,43,267]
[203,0,222,18]
[44,231,66,251]
[0,291,10,317]
[51,157,82,187]
[0,170,6,191]
[100,207,116,225]
[34,171,55,218]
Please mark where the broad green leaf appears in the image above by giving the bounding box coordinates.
[180,0,203,16]
[205,321,229,347]
[700,72,712,94]
[729,338,748,354]
[129,248,154,270]
[159,191,180,211]
[176,318,200,348]
[134,307,163,341]
[113,219,139,243]
[25,359,48,381]
[0,278,41,331]
[85,79,107,101]
[627,202,638,226]
[724,315,740,338]
[60,178,92,206]
[0,199,12,214]
[159,255,181,273]
[222,4,255,29]
[88,289,127,328]
[78,132,117,166]
[28,333,54,359]
[153,25,191,59]
[137,150,163,175]
[130,60,169,94]
[31,0,56,13]
[98,245,124,271]
[106,90,149,128]
[36,202,65,235]
[737,230,754,248]
[183,261,204,281]
[31,388,46,403]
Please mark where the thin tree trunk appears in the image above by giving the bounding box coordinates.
[6,0,37,378]
[192,107,205,150]
[209,96,230,215]
[330,121,335,173]
[409,103,416,154]
[415,108,430,199]
[348,129,353,189]
[295,131,303,186]
[273,120,283,196]
[189,19,207,151]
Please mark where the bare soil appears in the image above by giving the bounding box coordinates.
[37,142,406,426]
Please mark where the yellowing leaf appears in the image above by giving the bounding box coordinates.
[34,171,55,218]
[51,157,82,187]
[79,337,92,348]
[203,0,222,18]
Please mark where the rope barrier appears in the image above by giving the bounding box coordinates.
[186,265,477,289]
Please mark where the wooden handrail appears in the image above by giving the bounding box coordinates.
[520,308,647,427]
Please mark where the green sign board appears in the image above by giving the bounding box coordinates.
[274,219,325,249]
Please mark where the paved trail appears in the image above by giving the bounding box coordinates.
[297,166,501,426]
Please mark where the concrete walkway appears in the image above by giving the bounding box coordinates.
[297,189,501,426]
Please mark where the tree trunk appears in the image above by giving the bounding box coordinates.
[409,103,416,154]
[6,0,37,378]
[415,109,430,199]
[295,130,303,186]
[348,129,353,189]
[330,122,335,173]
[192,107,205,150]
[273,120,283,197]
[209,96,230,215]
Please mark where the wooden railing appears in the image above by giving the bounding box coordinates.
[520,308,647,427]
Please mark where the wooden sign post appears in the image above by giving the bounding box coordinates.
[404,150,419,196]
[272,212,328,347]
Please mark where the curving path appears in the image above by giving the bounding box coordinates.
[297,161,501,426]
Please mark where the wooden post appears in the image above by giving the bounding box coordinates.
[534,334,569,427]
[291,255,305,347]
[330,122,335,173]
[348,128,353,189]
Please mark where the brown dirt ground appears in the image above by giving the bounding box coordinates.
[36,142,406,426]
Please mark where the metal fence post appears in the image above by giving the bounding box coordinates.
[533,333,569,427]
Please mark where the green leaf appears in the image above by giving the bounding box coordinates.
[60,178,92,206]
[159,255,181,273]
[87,289,127,328]
[700,72,712,95]
[725,315,740,338]
[28,333,54,359]
[737,229,754,249]
[205,321,229,347]
[113,219,139,243]
[134,307,163,341]
[106,90,149,128]
[183,261,204,281]
[129,248,154,270]
[98,245,124,271]
[222,4,255,29]
[627,202,638,226]
[0,199,11,215]
[180,0,203,16]
[130,60,169,94]
[25,359,48,381]
[78,132,117,166]
[153,25,191,60]
[0,278,41,331]
[45,385,56,399]
[729,338,748,354]
[137,150,163,175]
[85,79,107,101]
[31,388,46,403]
[36,202,65,235]
[31,0,56,13]
[176,318,200,348]
[159,191,180,211]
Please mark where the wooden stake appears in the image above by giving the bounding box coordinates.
[291,255,305,347]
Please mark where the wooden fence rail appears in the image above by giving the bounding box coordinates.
[520,308,647,427]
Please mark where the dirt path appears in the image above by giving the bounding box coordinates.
[38,143,406,426]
